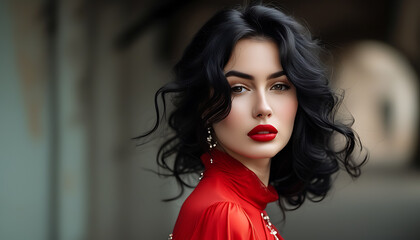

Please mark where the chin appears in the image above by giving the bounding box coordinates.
[242,145,284,159]
[250,151,279,160]
[258,144,286,157]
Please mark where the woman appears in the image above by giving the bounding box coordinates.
[137,4,367,240]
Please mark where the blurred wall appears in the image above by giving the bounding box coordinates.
[0,1,50,239]
[1,0,419,240]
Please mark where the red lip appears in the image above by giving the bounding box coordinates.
[247,124,278,142]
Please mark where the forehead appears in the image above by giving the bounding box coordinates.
[224,38,282,72]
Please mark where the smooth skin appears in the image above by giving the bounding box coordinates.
[213,38,298,186]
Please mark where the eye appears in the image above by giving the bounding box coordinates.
[231,85,247,93]
[270,83,290,91]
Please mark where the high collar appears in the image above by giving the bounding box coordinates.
[201,149,278,210]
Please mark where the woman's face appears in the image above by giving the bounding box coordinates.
[213,38,298,164]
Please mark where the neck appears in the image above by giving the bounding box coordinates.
[220,148,272,186]
[243,158,271,187]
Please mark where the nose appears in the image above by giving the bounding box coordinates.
[253,91,272,119]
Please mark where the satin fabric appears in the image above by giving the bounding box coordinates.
[171,149,284,240]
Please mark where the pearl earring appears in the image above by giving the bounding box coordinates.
[206,127,217,149]
[206,127,217,164]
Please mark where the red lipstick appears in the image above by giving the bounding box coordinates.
[247,124,278,142]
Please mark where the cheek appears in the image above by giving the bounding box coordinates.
[285,99,298,118]
[216,97,249,128]
[274,97,298,124]
[212,97,250,145]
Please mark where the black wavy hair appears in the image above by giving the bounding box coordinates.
[136,4,367,212]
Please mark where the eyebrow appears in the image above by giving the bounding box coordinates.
[224,70,286,80]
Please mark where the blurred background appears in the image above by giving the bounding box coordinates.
[1,0,419,239]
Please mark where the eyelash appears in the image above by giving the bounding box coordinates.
[230,83,290,93]
[231,85,248,93]
[270,83,290,91]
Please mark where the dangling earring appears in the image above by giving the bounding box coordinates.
[207,127,217,149]
[206,127,217,164]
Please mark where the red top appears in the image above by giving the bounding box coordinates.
[171,149,284,240]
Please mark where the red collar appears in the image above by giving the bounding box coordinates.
[201,149,278,210]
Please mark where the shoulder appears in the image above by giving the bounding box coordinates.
[190,201,255,239]
[202,201,251,224]
[181,176,237,212]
